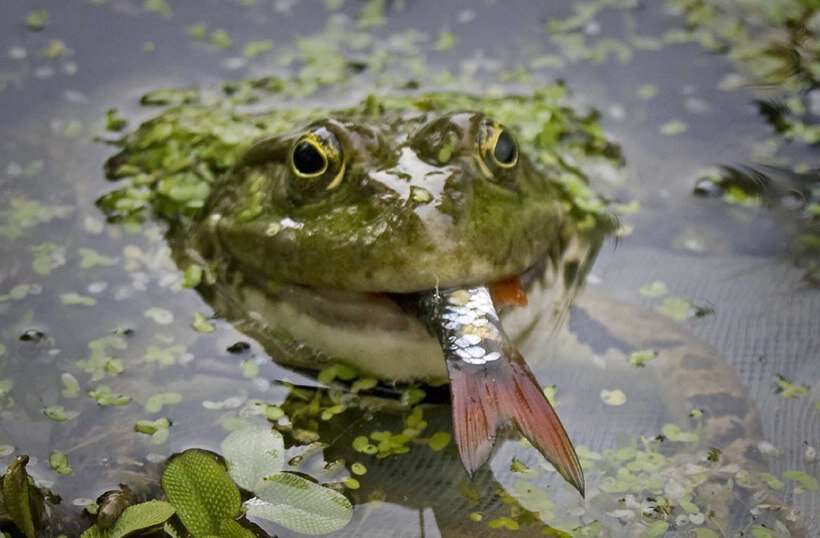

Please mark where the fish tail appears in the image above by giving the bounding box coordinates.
[447,348,585,496]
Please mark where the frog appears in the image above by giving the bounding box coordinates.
[98,90,805,536]
[174,100,612,495]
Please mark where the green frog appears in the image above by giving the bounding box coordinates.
[174,101,612,495]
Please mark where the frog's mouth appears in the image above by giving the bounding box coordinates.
[256,256,549,336]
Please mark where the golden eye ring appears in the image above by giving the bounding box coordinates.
[287,127,346,202]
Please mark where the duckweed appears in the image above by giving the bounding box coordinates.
[352,436,378,455]
[190,312,215,333]
[143,307,174,325]
[181,264,203,288]
[435,30,457,51]
[661,424,699,444]
[350,376,377,393]
[25,10,50,31]
[428,431,451,451]
[44,405,68,422]
[628,349,658,367]
[144,392,183,413]
[487,516,519,530]
[88,385,131,406]
[655,297,693,321]
[659,120,688,136]
[351,463,367,475]
[60,293,96,306]
[783,470,818,492]
[639,281,668,298]
[48,452,73,475]
[242,40,274,58]
[77,248,117,269]
[210,29,233,49]
[600,388,627,406]
[775,375,810,398]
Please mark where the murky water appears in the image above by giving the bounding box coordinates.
[1,1,818,536]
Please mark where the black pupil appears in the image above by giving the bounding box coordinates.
[493,130,516,164]
[293,142,326,175]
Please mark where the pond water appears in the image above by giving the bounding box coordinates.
[0,0,818,537]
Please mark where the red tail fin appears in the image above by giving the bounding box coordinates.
[447,346,585,496]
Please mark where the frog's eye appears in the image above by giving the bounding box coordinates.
[477,119,518,170]
[292,140,328,177]
[492,129,517,166]
[288,128,346,201]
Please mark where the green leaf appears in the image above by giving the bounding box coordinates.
[627,349,658,367]
[783,470,818,491]
[80,501,175,538]
[640,520,669,538]
[161,449,241,537]
[660,120,688,136]
[49,452,73,475]
[221,427,285,491]
[775,375,810,398]
[661,424,699,443]
[61,373,80,398]
[144,392,182,413]
[219,519,257,538]
[88,385,131,406]
[210,29,233,49]
[181,265,203,288]
[2,455,36,538]
[655,297,692,321]
[242,40,274,58]
[245,472,352,535]
[25,10,50,31]
[134,418,170,436]
[435,30,457,51]
[44,405,68,422]
[191,313,215,333]
[429,431,451,451]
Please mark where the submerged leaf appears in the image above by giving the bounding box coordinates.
[80,500,175,538]
[221,426,285,491]
[161,449,241,536]
[245,472,352,534]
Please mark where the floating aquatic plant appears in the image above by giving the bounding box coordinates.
[80,501,176,538]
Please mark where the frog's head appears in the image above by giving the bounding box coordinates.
[195,110,582,293]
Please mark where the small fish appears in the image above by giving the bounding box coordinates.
[400,284,584,496]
